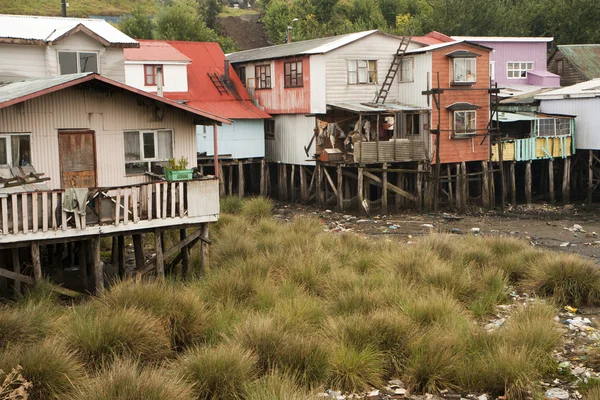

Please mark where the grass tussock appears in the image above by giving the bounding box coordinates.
[220,195,244,214]
[243,371,318,400]
[327,344,385,393]
[240,196,273,221]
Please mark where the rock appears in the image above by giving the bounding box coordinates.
[470,227,481,234]
[367,389,380,398]
[388,379,405,387]
[545,388,569,400]
[477,395,489,400]
[451,228,462,234]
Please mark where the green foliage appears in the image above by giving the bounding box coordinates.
[167,156,190,171]
[240,196,273,221]
[198,0,223,30]
[156,0,218,41]
[243,371,318,400]
[118,3,155,39]
[327,344,385,393]
[220,195,244,214]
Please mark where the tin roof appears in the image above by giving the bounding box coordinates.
[166,41,271,120]
[405,40,492,55]
[452,36,553,43]
[555,45,600,80]
[227,30,385,64]
[0,14,138,47]
[0,73,231,124]
[327,102,429,114]
[124,40,191,63]
[535,78,600,100]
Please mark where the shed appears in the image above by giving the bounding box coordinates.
[547,45,600,87]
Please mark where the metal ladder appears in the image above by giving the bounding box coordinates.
[208,73,229,95]
[374,36,412,104]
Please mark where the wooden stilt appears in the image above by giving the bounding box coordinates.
[337,165,343,211]
[132,234,144,274]
[282,164,288,202]
[382,163,388,213]
[423,164,433,211]
[316,164,324,207]
[549,158,555,203]
[456,163,463,209]
[227,166,233,196]
[563,157,571,203]
[510,161,516,205]
[11,249,20,293]
[117,235,125,279]
[482,161,490,209]
[396,172,404,208]
[358,167,364,213]
[587,150,593,204]
[266,163,272,196]
[111,236,118,266]
[260,159,266,196]
[218,162,225,197]
[0,252,7,296]
[154,230,165,280]
[416,163,423,211]
[78,241,88,290]
[447,165,454,206]
[92,237,104,295]
[290,165,296,203]
[56,243,64,283]
[238,161,245,197]
[201,223,209,274]
[525,161,532,205]
[31,243,42,283]
[180,229,190,277]
[300,166,307,203]
[461,161,468,207]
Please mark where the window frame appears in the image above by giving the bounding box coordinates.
[537,118,572,137]
[490,61,495,81]
[284,60,303,88]
[255,64,272,90]
[507,61,534,79]
[453,110,477,137]
[264,120,275,140]
[0,133,32,167]
[347,59,378,85]
[58,50,100,75]
[557,60,564,75]
[123,129,174,176]
[144,64,164,86]
[235,66,246,87]
[453,58,477,84]
[399,57,414,83]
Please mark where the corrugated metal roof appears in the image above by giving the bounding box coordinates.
[0,73,231,124]
[124,40,191,62]
[452,36,553,43]
[535,78,600,99]
[227,30,380,64]
[497,112,538,122]
[556,45,600,80]
[0,14,138,47]
[167,41,271,120]
[406,40,492,54]
[328,102,429,114]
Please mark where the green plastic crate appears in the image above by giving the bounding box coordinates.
[165,169,193,181]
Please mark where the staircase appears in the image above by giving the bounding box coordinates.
[374,36,412,104]
[208,73,229,95]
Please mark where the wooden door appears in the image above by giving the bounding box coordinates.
[58,131,97,188]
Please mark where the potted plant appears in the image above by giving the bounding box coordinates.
[165,157,193,181]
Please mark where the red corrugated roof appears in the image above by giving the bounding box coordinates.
[165,41,271,120]
[412,31,455,46]
[124,40,191,62]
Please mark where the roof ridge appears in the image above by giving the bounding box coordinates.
[0,13,104,22]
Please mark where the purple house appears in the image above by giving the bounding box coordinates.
[451,36,560,87]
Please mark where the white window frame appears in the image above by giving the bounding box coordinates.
[536,118,572,137]
[347,59,378,85]
[124,130,174,176]
[57,50,100,75]
[490,61,495,81]
[453,110,477,136]
[399,57,414,83]
[0,133,32,167]
[507,61,533,79]
[453,58,477,83]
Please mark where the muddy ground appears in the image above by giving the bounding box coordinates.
[273,202,600,261]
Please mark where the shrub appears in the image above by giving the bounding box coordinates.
[220,195,244,214]
[234,315,286,372]
[69,359,193,400]
[497,303,561,354]
[59,305,171,369]
[243,371,318,400]
[327,344,384,393]
[176,343,258,400]
[276,334,330,387]
[524,253,600,306]
[0,340,84,400]
[241,197,273,222]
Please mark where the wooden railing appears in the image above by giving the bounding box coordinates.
[0,178,218,237]
[491,136,573,162]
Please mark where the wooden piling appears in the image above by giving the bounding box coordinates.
[132,234,144,274]
[238,161,245,197]
[357,167,364,212]
[92,237,104,295]
[154,230,165,280]
[227,166,233,196]
[525,161,532,205]
[549,159,555,203]
[180,229,190,277]
[382,163,388,213]
[290,165,296,203]
[218,162,225,197]
[316,164,324,207]
[587,150,593,204]
[510,161,516,205]
[117,235,125,279]
[416,163,423,211]
[482,161,490,209]
[260,159,266,196]
[201,223,210,274]
[460,162,468,207]
[300,166,307,203]
[78,241,88,290]
[562,157,571,203]
[337,165,343,211]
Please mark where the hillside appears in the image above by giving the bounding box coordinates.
[0,0,158,17]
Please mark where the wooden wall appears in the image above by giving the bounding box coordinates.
[547,50,587,87]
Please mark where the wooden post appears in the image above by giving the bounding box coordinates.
[382,163,388,213]
[117,235,125,279]
[482,161,490,209]
[56,243,64,283]
[218,162,225,197]
[300,166,307,203]
[92,237,104,295]
[290,165,296,203]
[132,234,144,274]
[316,164,324,207]
[358,167,364,213]
[227,165,233,196]
[525,161,532,205]
[11,249,20,293]
[154,230,165,280]
[260,159,266,196]
[549,158,555,203]
[201,223,209,274]
[396,172,404,208]
[456,163,462,209]
[461,161,468,207]
[111,236,119,266]
[337,165,343,211]
[0,252,7,297]
[563,157,571,203]
[510,161,516,205]
[30,242,42,283]
[238,161,245,197]
[447,165,454,206]
[416,163,423,211]
[78,241,88,290]
[282,164,288,202]
[587,150,593,204]
[180,229,190,277]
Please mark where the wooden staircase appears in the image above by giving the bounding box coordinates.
[208,73,229,95]
[374,36,412,104]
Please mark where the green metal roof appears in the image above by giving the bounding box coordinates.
[558,45,600,80]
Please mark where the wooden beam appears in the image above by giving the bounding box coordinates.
[154,229,165,280]
[31,242,42,282]
[510,161,516,205]
[118,235,125,279]
[260,159,266,197]
[132,234,144,273]
[363,170,416,201]
[0,267,34,285]
[482,161,490,209]
[358,167,364,212]
[382,163,388,213]
[562,157,571,203]
[300,166,307,203]
[238,161,245,197]
[290,165,296,203]
[316,164,324,207]
[416,163,423,211]
[92,237,104,295]
[323,167,339,198]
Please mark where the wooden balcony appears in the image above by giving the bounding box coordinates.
[491,136,573,162]
[0,178,219,245]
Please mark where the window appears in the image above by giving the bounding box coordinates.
[347,60,377,84]
[537,118,572,137]
[557,60,564,75]
[144,65,163,86]
[255,64,271,89]
[507,62,533,79]
[235,66,246,87]
[490,61,495,81]
[264,120,275,140]
[0,134,31,166]
[284,61,303,88]
[124,130,173,175]
[399,58,413,83]
[454,111,476,135]
[453,58,476,83]
[405,114,420,135]
[58,51,98,75]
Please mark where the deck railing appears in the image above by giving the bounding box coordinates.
[0,178,219,238]
[491,136,573,162]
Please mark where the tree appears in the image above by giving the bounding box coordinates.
[156,0,219,41]
[198,0,223,30]
[118,4,155,39]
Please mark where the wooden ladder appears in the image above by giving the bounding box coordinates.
[374,36,412,104]
[208,73,229,95]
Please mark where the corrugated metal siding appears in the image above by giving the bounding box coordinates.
[266,114,315,165]
[540,98,600,150]
[0,87,197,189]
[397,53,431,108]
[0,45,47,82]
[197,119,265,159]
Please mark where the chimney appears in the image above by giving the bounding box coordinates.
[156,66,164,97]
[224,60,230,84]
[287,26,292,43]
[61,0,67,17]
